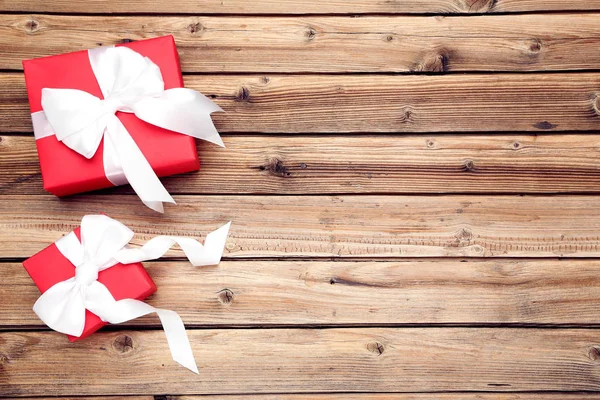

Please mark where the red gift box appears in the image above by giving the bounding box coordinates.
[22,35,200,197]
[22,227,157,341]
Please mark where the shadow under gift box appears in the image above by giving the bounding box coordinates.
[22,227,157,341]
[22,35,200,196]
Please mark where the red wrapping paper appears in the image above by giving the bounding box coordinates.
[22,35,200,197]
[22,227,157,341]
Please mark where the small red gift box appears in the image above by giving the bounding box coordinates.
[22,35,200,197]
[22,227,157,341]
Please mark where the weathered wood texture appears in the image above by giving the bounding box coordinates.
[3,73,600,133]
[3,0,600,14]
[4,14,600,73]
[3,328,600,396]
[2,195,600,259]
[6,134,600,195]
[4,259,600,328]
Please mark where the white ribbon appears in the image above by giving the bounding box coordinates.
[33,214,232,373]
[33,45,224,212]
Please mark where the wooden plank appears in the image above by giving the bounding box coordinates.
[5,259,600,328]
[2,194,600,259]
[3,73,600,133]
[3,328,600,395]
[3,0,600,14]
[4,14,600,73]
[6,134,600,195]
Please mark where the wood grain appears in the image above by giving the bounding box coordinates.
[2,0,600,14]
[3,328,600,396]
[4,14,600,73]
[6,134,600,195]
[5,259,600,328]
[3,73,600,133]
[2,195,600,259]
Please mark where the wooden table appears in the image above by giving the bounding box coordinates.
[3,0,600,398]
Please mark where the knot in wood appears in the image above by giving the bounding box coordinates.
[425,53,450,73]
[235,87,250,102]
[399,107,414,123]
[259,157,291,177]
[463,159,475,172]
[426,139,435,148]
[528,39,542,54]
[533,121,557,130]
[455,227,473,241]
[305,27,317,41]
[188,22,203,34]
[112,335,134,354]
[463,0,496,12]
[367,341,385,355]
[217,288,234,305]
[593,95,600,116]
[589,346,600,361]
[25,18,39,33]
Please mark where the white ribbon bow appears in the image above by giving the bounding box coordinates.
[37,45,224,212]
[33,214,231,373]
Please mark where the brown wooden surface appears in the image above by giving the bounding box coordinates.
[4,328,600,396]
[6,134,600,195]
[3,73,600,133]
[4,259,600,328]
[3,195,600,259]
[3,14,600,73]
[3,1,600,398]
[3,0,600,14]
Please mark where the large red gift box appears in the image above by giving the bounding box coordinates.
[22,35,200,197]
[22,227,157,341]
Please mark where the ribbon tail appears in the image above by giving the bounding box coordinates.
[132,88,224,147]
[104,116,175,213]
[86,282,198,373]
[113,221,231,266]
